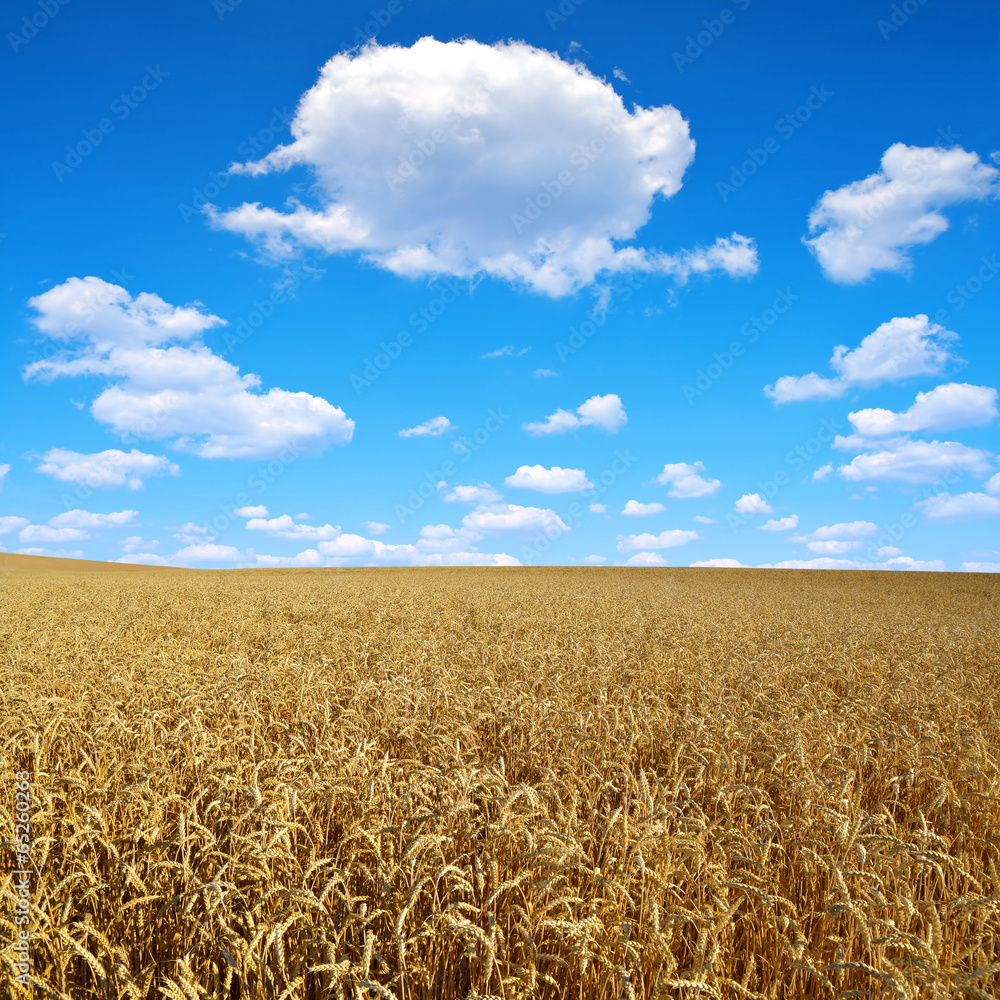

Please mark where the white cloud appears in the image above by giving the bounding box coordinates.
[524,393,626,435]
[962,561,1000,572]
[795,521,880,541]
[693,514,715,524]
[691,558,745,568]
[589,503,607,514]
[0,464,9,491]
[208,37,758,297]
[838,440,992,484]
[534,368,559,378]
[34,447,179,490]
[121,536,158,553]
[813,463,834,481]
[48,509,139,530]
[505,465,592,493]
[0,516,30,535]
[621,500,666,517]
[115,552,169,566]
[617,528,699,552]
[363,520,390,535]
[174,543,243,562]
[987,473,1000,496]
[582,554,607,564]
[763,556,946,571]
[245,514,343,540]
[482,345,530,358]
[19,525,89,544]
[462,504,569,535]
[765,315,959,403]
[654,461,721,498]
[805,143,1000,283]
[441,483,503,505]
[734,493,772,515]
[626,552,669,566]
[915,492,1000,520]
[399,415,455,438]
[848,383,997,437]
[760,515,799,531]
[235,505,269,517]
[25,277,354,460]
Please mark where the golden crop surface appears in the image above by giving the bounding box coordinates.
[1,564,999,1000]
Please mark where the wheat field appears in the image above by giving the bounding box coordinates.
[1,564,998,1000]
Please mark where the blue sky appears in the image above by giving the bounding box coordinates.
[2,0,999,569]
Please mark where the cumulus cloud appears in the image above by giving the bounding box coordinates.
[49,509,139,530]
[837,440,992,484]
[175,543,244,562]
[24,277,354,460]
[235,505,268,517]
[813,463,834,481]
[616,528,699,553]
[589,503,607,514]
[505,465,592,493]
[766,315,960,403]
[0,516,30,535]
[5,508,139,548]
[691,558,745,568]
[734,493,772,515]
[915,492,1000,520]
[116,552,169,566]
[626,552,669,566]
[19,525,89,544]
[462,504,569,535]
[524,393,627,436]
[848,383,997,437]
[399,415,455,437]
[760,515,799,531]
[245,515,343,540]
[207,37,758,297]
[441,482,503,505]
[34,447,179,490]
[363,520,390,535]
[790,521,879,555]
[654,461,721,498]
[693,514,715,524]
[582,554,607,564]
[621,500,665,516]
[762,556,945,571]
[805,143,1000,283]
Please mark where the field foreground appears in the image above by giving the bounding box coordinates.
[1,566,999,1000]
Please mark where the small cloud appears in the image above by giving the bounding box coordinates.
[693,515,715,524]
[582,554,607,564]
[0,464,10,491]
[235,505,269,518]
[626,552,668,566]
[621,500,666,517]
[691,558,745,568]
[482,345,530,359]
[654,461,721,498]
[533,368,559,378]
[524,393,626,435]
[399,416,456,438]
[589,503,607,514]
[617,529,699,553]
[613,67,631,83]
[442,483,503,505]
[734,493,772,515]
[363,520,391,535]
[760,514,799,531]
[505,465,593,494]
[813,463,834,481]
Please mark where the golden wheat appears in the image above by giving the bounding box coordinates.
[0,565,998,999]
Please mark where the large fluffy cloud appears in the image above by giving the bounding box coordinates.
[766,315,959,403]
[24,277,354,460]
[207,37,759,296]
[804,143,1000,283]
[34,447,179,490]
[524,393,626,435]
[848,383,997,437]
